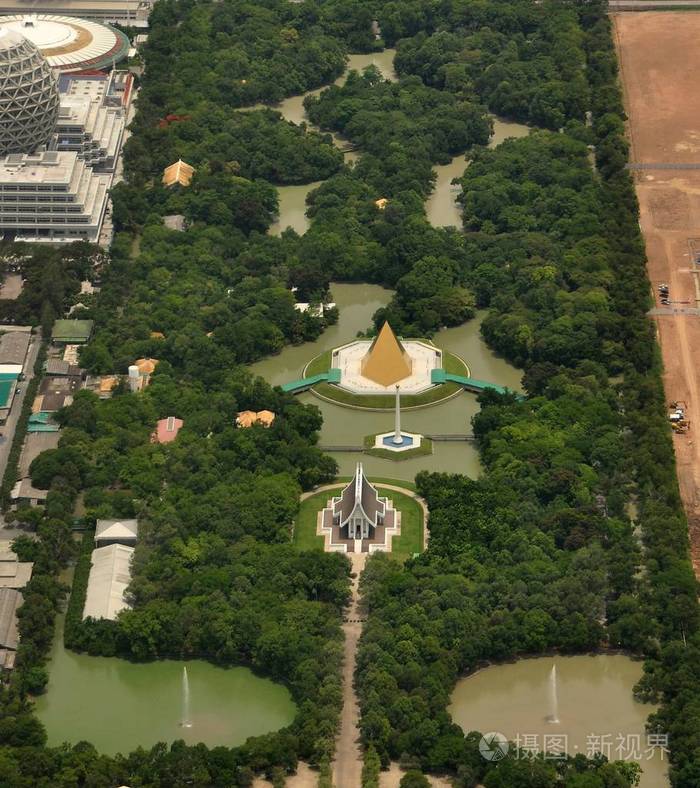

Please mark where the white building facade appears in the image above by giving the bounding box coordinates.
[0,150,109,242]
[55,97,124,171]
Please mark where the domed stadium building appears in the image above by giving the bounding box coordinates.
[0,14,130,72]
[0,26,59,155]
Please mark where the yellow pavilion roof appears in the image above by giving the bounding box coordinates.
[162,159,195,187]
[361,322,412,387]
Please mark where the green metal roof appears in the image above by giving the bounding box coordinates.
[28,412,59,432]
[431,369,520,397]
[0,380,13,408]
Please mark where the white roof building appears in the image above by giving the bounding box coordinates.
[0,547,33,589]
[82,543,133,620]
[95,518,138,546]
[0,15,130,72]
[0,588,22,649]
[55,96,125,171]
[0,1,152,27]
[0,150,109,242]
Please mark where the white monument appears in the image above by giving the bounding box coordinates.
[374,385,423,452]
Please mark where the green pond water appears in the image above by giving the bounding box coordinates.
[34,613,297,755]
[269,50,396,236]
[449,655,669,788]
[426,117,531,228]
[270,45,531,235]
[249,282,522,480]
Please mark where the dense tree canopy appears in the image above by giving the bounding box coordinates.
[2,0,699,786]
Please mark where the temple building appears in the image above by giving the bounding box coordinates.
[361,322,412,387]
[334,462,385,539]
[319,463,400,552]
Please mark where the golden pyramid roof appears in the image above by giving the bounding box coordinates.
[361,322,412,387]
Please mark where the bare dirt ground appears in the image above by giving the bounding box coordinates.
[614,12,700,575]
[0,274,22,300]
[253,761,317,788]
[379,764,454,787]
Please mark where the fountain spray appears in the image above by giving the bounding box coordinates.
[181,666,193,728]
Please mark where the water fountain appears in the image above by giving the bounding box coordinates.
[546,664,560,724]
[180,666,192,728]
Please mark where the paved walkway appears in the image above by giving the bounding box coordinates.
[333,551,366,788]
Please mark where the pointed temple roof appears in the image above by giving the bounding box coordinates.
[333,463,385,527]
[361,321,412,387]
[162,159,194,187]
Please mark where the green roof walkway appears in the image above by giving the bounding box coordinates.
[280,368,341,393]
[431,369,521,397]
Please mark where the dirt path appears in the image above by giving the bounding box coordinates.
[614,12,700,575]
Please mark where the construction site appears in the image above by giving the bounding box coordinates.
[614,11,700,575]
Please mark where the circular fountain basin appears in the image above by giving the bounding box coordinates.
[448,655,668,788]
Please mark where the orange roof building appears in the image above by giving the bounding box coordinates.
[361,322,412,387]
[256,410,275,427]
[236,410,257,428]
[134,358,159,375]
[162,159,195,188]
[236,410,276,428]
[99,376,119,397]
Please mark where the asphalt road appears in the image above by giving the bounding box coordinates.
[0,335,40,536]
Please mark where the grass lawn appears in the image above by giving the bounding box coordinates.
[292,485,424,562]
[303,345,468,410]
[293,493,328,551]
[383,487,424,560]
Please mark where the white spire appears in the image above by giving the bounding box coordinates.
[393,385,402,444]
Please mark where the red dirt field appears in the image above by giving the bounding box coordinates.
[614,12,700,575]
